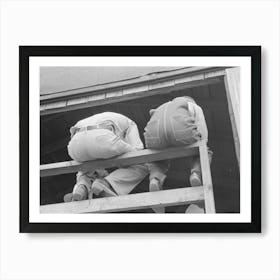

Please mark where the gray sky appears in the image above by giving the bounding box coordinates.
[40,67,181,95]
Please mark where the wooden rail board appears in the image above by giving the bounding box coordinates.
[40,186,204,213]
[199,144,216,213]
[40,142,200,177]
[224,67,240,165]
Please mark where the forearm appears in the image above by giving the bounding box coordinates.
[125,121,144,150]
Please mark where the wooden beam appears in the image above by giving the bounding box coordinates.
[40,71,225,116]
[40,143,200,177]
[40,186,204,213]
[199,144,216,213]
[40,77,222,115]
[224,67,240,165]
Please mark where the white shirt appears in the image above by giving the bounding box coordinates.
[70,112,144,150]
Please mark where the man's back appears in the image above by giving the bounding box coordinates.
[144,96,203,148]
[75,112,129,129]
[71,112,132,139]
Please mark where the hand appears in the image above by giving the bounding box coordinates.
[95,169,109,177]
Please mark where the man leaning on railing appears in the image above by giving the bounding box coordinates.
[64,112,148,202]
[144,96,213,213]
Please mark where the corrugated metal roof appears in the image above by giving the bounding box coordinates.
[40,67,183,96]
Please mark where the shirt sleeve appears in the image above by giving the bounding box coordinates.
[124,120,144,150]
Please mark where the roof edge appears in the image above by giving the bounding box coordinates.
[40,67,228,104]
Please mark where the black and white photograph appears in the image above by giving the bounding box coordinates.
[40,66,239,214]
[3,1,280,279]
[20,46,260,232]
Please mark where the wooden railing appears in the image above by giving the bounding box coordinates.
[40,141,215,213]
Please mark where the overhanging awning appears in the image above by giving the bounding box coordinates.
[40,66,228,115]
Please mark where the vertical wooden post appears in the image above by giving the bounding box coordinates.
[224,67,240,165]
[199,143,216,213]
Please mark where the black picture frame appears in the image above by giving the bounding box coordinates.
[20,46,261,233]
